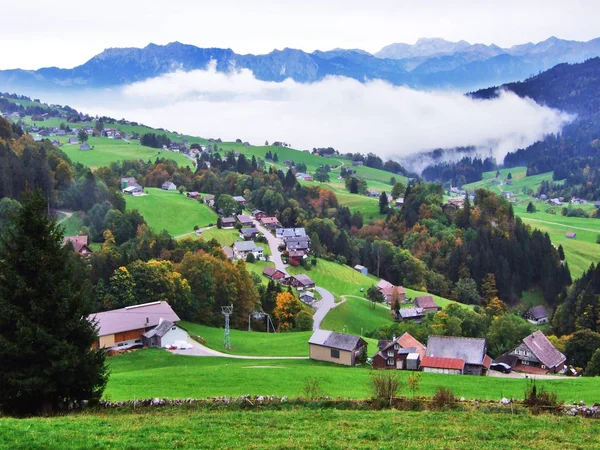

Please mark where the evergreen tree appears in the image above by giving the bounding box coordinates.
[481,273,498,305]
[379,191,389,214]
[526,202,536,213]
[507,172,512,180]
[0,190,107,415]
[558,244,565,261]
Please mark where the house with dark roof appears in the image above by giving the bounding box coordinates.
[524,305,549,325]
[89,301,180,350]
[161,181,177,191]
[276,228,307,240]
[414,295,439,313]
[203,194,215,207]
[221,217,236,229]
[232,195,246,206]
[64,235,93,257]
[291,274,315,290]
[507,330,566,374]
[142,319,188,348]
[236,214,253,226]
[187,191,201,199]
[240,227,260,240]
[372,333,425,370]
[396,307,426,322]
[308,330,367,366]
[68,137,78,144]
[253,210,267,220]
[299,291,315,304]
[286,236,310,252]
[232,241,263,260]
[79,143,91,151]
[425,336,492,376]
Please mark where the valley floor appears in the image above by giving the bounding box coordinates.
[1,408,598,449]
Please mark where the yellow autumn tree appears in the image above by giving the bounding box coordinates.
[274,292,303,331]
[485,297,507,317]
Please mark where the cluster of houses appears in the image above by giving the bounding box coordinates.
[262,267,316,303]
[309,329,567,375]
[276,227,311,264]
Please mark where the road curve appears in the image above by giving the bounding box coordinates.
[171,339,308,360]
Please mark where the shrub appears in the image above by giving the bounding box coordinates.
[523,381,559,413]
[407,372,422,398]
[302,377,325,399]
[370,372,404,405]
[311,258,317,266]
[246,253,256,263]
[193,225,199,231]
[431,387,456,409]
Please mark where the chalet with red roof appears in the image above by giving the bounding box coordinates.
[507,330,566,374]
[376,279,406,304]
[372,333,425,370]
[64,235,93,257]
[414,295,439,313]
[425,336,491,376]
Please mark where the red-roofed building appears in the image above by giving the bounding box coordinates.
[376,279,406,304]
[372,333,425,370]
[420,356,465,374]
[64,235,93,257]
[414,295,439,313]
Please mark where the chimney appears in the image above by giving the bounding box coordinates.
[158,317,164,325]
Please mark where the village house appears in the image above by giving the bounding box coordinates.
[595,201,600,209]
[395,198,404,207]
[366,189,380,198]
[89,301,181,350]
[56,129,66,136]
[352,160,364,166]
[295,173,313,181]
[425,336,492,376]
[232,241,263,260]
[414,295,439,313]
[63,235,93,257]
[286,236,310,253]
[236,214,254,227]
[240,227,260,240]
[80,143,91,151]
[549,198,562,206]
[51,139,60,147]
[372,333,425,370]
[507,330,566,374]
[221,217,236,229]
[260,216,281,230]
[565,231,577,240]
[123,184,143,195]
[287,250,306,264]
[299,291,315,304]
[276,227,307,240]
[396,307,426,322]
[232,196,246,206]
[376,279,406,304]
[161,181,177,191]
[524,305,549,325]
[262,267,289,283]
[308,330,367,366]
[142,319,188,348]
[203,194,215,207]
[291,274,315,290]
[221,246,234,260]
[120,177,137,190]
[252,210,267,220]
[187,191,201,200]
[354,265,368,276]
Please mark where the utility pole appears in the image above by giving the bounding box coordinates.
[221,305,233,349]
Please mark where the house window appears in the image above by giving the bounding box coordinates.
[330,349,340,359]
[172,327,176,331]
[394,344,399,350]
[134,340,141,344]
[117,343,125,347]
[387,351,394,357]
[386,359,394,366]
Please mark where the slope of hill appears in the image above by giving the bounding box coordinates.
[3,37,600,92]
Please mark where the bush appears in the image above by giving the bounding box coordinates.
[523,381,559,413]
[431,387,456,409]
[246,253,256,263]
[193,225,199,231]
[311,258,317,266]
[302,377,325,400]
[370,372,404,405]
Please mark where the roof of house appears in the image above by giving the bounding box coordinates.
[528,305,549,320]
[262,267,287,278]
[162,181,175,188]
[565,232,577,237]
[221,246,234,259]
[221,217,236,224]
[233,196,246,202]
[426,335,487,366]
[522,330,566,369]
[89,301,180,337]
[241,227,259,236]
[414,295,438,310]
[64,235,89,253]
[397,332,426,359]
[237,214,253,223]
[203,194,215,200]
[420,356,465,371]
[399,307,425,319]
[354,265,367,271]
[233,241,260,252]
[276,228,307,238]
[299,291,315,299]
[308,330,366,352]
[261,217,280,224]
[142,319,176,339]
[123,185,142,193]
[288,250,306,257]
[293,274,315,286]
[252,209,265,215]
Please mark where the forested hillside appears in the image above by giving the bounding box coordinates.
[472,58,600,200]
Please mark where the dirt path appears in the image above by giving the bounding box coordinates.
[174,225,215,239]
[54,210,73,223]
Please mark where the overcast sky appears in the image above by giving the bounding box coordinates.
[1,0,598,70]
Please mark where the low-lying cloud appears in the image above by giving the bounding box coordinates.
[73,62,572,168]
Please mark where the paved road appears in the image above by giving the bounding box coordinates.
[312,287,337,331]
[253,220,286,271]
[171,338,308,360]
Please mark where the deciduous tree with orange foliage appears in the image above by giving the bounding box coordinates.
[274,292,303,331]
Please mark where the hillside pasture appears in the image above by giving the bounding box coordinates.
[125,188,218,236]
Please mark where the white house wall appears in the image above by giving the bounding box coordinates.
[160,326,189,347]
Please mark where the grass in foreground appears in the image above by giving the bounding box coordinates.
[125,188,218,236]
[1,408,598,450]
[102,349,600,404]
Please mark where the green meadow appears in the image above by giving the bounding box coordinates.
[125,188,218,236]
[2,408,598,450]
[56,137,191,169]
[100,349,599,404]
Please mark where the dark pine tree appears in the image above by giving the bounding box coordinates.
[0,190,107,415]
[379,191,389,214]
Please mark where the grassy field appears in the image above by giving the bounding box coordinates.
[180,321,312,356]
[464,168,600,278]
[125,188,218,236]
[54,137,191,169]
[323,296,395,335]
[101,349,600,404]
[58,212,83,236]
[2,408,599,450]
[201,227,241,246]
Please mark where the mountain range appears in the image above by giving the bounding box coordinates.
[2,37,600,93]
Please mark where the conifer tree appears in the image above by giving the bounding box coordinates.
[0,190,107,415]
[379,191,389,214]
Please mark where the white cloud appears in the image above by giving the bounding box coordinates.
[71,63,572,168]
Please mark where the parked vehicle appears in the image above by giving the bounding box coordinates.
[490,362,512,373]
